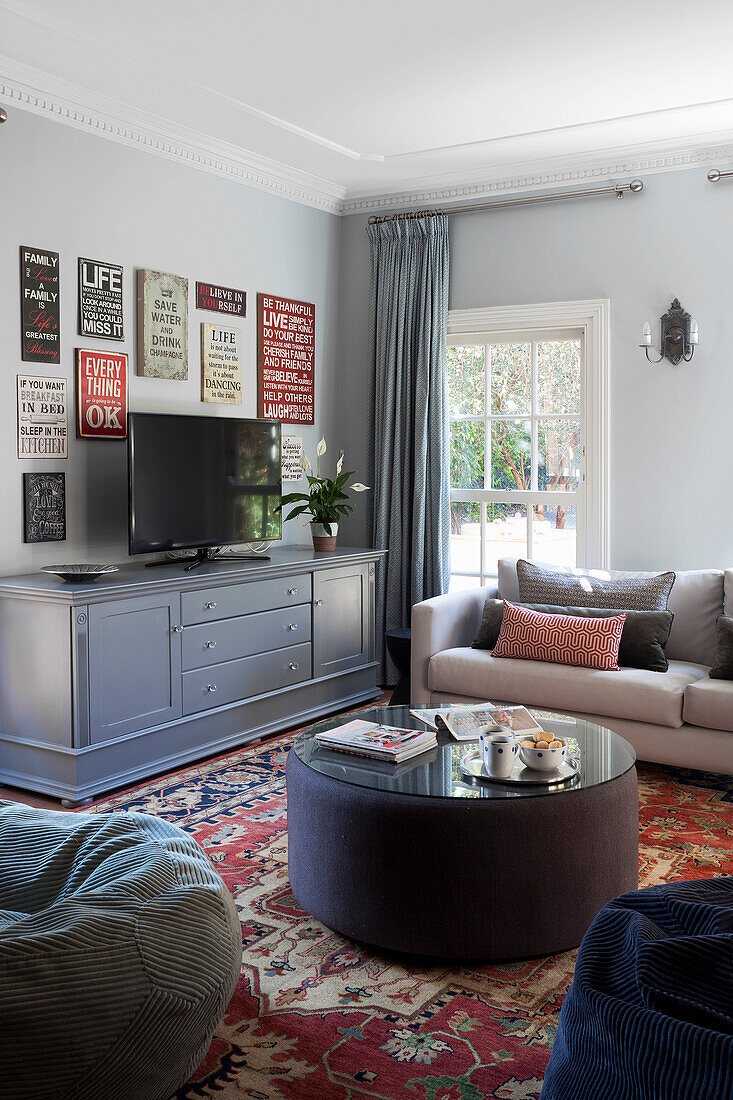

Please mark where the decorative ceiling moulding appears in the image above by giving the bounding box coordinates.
[0,60,346,215]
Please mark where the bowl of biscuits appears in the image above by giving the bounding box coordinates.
[518,730,567,772]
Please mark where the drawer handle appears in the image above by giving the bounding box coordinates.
[205,683,218,693]
[204,601,218,610]
[287,623,298,631]
[171,624,183,633]
[314,599,324,607]
[288,662,300,671]
[204,640,217,649]
[287,588,298,596]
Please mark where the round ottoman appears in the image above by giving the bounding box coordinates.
[0,800,242,1100]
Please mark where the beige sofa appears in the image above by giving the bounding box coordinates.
[412,558,733,773]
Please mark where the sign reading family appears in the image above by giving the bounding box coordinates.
[196,281,246,317]
[257,293,315,424]
[76,349,129,439]
[20,246,60,364]
[17,375,68,458]
[78,257,124,340]
[201,323,243,405]
[137,269,188,379]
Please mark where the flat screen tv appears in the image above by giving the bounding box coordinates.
[128,413,282,563]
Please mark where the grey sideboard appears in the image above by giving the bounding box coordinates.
[0,546,385,805]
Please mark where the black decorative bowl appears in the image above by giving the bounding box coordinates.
[41,564,120,584]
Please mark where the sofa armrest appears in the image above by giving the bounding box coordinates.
[411,584,498,705]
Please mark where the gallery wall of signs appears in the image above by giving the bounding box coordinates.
[16,244,314,542]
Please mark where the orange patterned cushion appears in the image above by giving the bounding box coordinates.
[492,601,626,670]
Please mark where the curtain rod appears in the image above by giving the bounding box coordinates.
[366,178,644,224]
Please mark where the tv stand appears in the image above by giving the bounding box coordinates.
[145,547,271,572]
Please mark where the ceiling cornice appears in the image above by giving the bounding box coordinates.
[2,56,733,218]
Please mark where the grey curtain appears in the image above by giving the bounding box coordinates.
[367,214,451,683]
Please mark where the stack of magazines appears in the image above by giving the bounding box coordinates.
[410,702,542,741]
[314,719,437,763]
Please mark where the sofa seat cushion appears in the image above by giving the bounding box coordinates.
[683,677,733,732]
[428,648,709,728]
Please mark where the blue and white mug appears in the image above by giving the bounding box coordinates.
[480,730,518,778]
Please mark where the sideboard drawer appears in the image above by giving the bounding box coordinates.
[181,573,312,624]
[182,604,312,670]
[183,642,312,714]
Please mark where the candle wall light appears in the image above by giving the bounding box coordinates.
[640,298,698,364]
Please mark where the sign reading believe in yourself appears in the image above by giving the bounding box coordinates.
[257,293,315,424]
[201,323,243,404]
[78,257,124,340]
[137,269,188,379]
[20,246,60,364]
[76,349,128,439]
[17,375,68,458]
[196,281,246,317]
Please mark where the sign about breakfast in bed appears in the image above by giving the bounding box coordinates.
[257,293,315,424]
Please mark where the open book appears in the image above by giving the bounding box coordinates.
[411,703,543,742]
[314,719,437,763]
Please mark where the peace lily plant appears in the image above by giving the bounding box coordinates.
[276,438,369,551]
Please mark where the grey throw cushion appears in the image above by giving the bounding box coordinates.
[710,615,733,679]
[516,559,676,611]
[473,599,674,672]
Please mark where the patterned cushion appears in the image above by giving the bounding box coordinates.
[492,601,626,670]
[516,559,675,611]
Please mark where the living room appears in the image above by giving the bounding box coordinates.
[2,2,733,1098]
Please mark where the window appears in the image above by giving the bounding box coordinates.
[447,301,609,592]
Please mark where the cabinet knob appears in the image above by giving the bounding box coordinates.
[287,623,298,631]
[287,588,298,596]
[204,601,218,610]
[204,640,217,649]
[314,599,324,607]
[205,683,218,693]
[288,662,299,671]
[171,624,183,633]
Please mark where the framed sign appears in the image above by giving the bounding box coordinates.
[257,293,315,424]
[137,269,188,379]
[23,473,66,543]
[196,281,246,317]
[20,246,60,364]
[201,323,243,404]
[76,349,128,439]
[78,257,124,340]
[17,375,68,458]
[281,436,303,482]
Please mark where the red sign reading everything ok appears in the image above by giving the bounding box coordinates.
[76,348,128,439]
[257,293,315,424]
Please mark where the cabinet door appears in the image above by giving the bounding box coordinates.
[88,594,182,743]
[313,563,373,678]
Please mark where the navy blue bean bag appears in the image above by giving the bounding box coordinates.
[542,877,733,1099]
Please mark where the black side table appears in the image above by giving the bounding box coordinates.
[385,627,411,705]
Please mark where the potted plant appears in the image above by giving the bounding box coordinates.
[276,438,369,552]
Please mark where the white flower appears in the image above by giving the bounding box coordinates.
[316,437,327,457]
[336,451,344,475]
[349,483,370,492]
[300,452,312,473]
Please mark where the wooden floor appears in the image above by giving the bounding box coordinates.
[0,689,394,812]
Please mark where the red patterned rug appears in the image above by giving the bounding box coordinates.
[88,739,733,1100]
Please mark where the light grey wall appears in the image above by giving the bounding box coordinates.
[1,108,340,574]
[338,169,733,570]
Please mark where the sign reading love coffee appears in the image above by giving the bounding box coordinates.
[257,293,315,424]
[20,246,60,364]
[76,349,129,439]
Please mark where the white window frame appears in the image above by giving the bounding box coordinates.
[447,299,610,574]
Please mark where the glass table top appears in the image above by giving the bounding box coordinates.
[292,705,636,800]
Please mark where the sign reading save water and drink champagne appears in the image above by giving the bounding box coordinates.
[257,293,314,424]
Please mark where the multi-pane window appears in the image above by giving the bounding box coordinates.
[448,330,584,591]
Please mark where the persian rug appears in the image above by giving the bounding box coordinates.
[88,741,733,1100]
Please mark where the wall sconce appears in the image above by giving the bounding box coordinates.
[640,298,698,364]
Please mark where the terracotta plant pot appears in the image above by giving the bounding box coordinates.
[311,521,338,552]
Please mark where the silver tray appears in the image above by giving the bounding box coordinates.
[459,748,580,787]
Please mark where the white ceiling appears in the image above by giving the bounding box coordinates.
[3,0,733,213]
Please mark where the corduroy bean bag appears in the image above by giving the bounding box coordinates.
[0,800,241,1100]
[542,877,733,1099]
